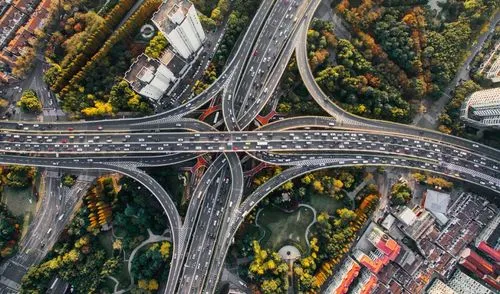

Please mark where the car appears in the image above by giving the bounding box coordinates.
[97,126,103,130]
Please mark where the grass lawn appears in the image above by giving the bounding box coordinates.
[307,193,345,215]
[256,206,314,252]
[97,230,114,256]
[114,260,131,290]
[2,187,36,217]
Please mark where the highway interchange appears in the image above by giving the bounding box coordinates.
[0,0,499,293]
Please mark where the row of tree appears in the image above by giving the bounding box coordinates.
[48,0,137,93]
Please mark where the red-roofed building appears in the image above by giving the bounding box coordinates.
[354,249,391,274]
[351,269,378,294]
[461,248,494,276]
[459,258,482,277]
[324,257,361,294]
[478,241,500,263]
[482,275,500,291]
[367,226,401,261]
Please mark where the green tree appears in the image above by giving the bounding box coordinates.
[17,90,42,113]
[145,32,168,59]
[390,181,412,206]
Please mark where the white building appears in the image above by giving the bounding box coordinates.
[124,54,177,101]
[152,0,206,59]
[447,270,493,294]
[460,87,500,128]
[426,279,455,294]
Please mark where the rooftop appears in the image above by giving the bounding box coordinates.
[426,279,455,294]
[447,270,493,294]
[324,257,360,294]
[425,190,451,214]
[159,48,187,76]
[152,0,193,35]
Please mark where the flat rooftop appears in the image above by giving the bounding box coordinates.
[152,0,192,34]
[159,48,186,76]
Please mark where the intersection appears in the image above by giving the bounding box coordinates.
[0,0,499,293]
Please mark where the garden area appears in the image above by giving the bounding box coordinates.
[275,0,498,122]
[255,205,315,252]
[0,165,38,253]
[232,166,381,293]
[19,175,171,293]
[42,0,158,118]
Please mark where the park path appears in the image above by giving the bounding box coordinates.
[111,229,170,294]
[346,176,375,201]
[298,204,317,249]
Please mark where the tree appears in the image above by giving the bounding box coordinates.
[12,47,36,78]
[4,165,36,188]
[426,177,453,190]
[261,279,281,294]
[62,174,76,187]
[337,208,356,225]
[0,98,8,110]
[145,32,168,59]
[312,180,324,193]
[390,181,412,206]
[17,90,42,113]
[281,181,294,191]
[199,13,216,31]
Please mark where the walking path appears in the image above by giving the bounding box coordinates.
[111,229,170,293]
[346,176,375,201]
[299,204,317,249]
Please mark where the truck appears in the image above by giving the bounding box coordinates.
[257,141,268,146]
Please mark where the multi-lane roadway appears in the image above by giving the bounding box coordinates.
[0,0,499,293]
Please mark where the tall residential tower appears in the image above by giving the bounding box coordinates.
[460,87,500,128]
[152,0,206,59]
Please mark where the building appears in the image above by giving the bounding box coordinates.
[324,257,360,294]
[350,269,378,294]
[447,270,493,294]
[125,54,177,101]
[426,279,455,294]
[460,87,500,128]
[424,189,451,226]
[152,0,205,59]
[477,241,500,262]
[460,248,494,276]
[478,41,500,83]
[0,0,51,83]
[353,224,401,275]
